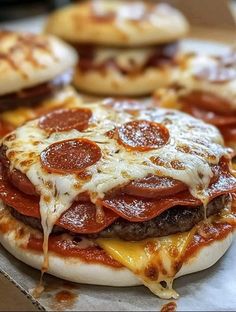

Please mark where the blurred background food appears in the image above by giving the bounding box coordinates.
[43,1,190,96]
[0,0,235,43]
[0,0,235,26]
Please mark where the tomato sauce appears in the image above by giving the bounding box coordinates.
[27,235,123,268]
[50,290,78,311]
[26,216,236,270]
[161,301,177,312]
[184,222,235,261]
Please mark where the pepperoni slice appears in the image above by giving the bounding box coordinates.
[7,168,37,196]
[38,108,92,133]
[122,175,187,198]
[1,159,236,232]
[102,162,236,222]
[102,192,201,222]
[0,164,39,218]
[58,202,117,234]
[181,91,234,115]
[40,138,101,174]
[0,164,116,234]
[117,120,169,151]
[184,105,236,127]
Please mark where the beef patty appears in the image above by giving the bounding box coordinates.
[9,195,228,241]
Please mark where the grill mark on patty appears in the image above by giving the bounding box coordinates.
[9,195,228,241]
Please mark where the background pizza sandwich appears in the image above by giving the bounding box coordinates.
[0,30,78,136]
[154,52,236,155]
[45,0,189,96]
[0,101,236,299]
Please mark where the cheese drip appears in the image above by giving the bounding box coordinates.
[3,102,230,281]
[97,229,195,299]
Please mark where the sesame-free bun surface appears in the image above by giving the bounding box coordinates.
[74,67,171,96]
[0,202,233,289]
[45,1,189,47]
[0,31,78,96]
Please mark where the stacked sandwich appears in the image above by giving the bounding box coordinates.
[0,30,78,135]
[45,0,189,96]
[0,0,236,303]
[154,51,236,153]
[0,100,236,299]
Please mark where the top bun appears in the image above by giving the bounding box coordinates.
[45,0,189,47]
[0,31,78,96]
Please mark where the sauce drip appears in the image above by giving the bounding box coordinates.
[161,301,177,312]
[51,290,78,311]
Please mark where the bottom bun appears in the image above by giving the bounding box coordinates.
[0,202,233,287]
[73,68,170,96]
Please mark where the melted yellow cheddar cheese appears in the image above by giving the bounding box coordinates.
[0,87,80,128]
[97,203,236,299]
[97,230,195,299]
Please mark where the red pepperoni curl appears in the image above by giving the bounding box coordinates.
[40,138,101,174]
[58,202,118,234]
[38,108,92,133]
[117,120,169,151]
[102,192,201,222]
[8,169,37,196]
[123,175,187,199]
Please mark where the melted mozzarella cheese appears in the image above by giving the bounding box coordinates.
[91,46,159,72]
[171,54,236,109]
[4,103,227,203]
[2,102,229,276]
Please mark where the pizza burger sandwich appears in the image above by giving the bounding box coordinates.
[0,30,78,135]
[155,52,236,154]
[45,0,189,96]
[0,102,236,299]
